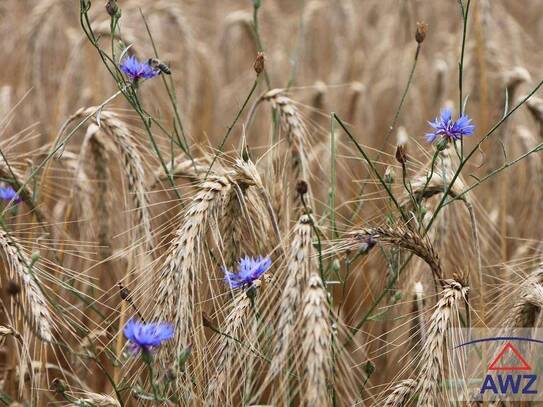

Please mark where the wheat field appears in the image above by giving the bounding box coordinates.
[0,0,542,405]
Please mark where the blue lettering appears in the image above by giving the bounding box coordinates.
[480,374,538,396]
[497,374,522,394]
[481,375,498,394]
[522,374,538,394]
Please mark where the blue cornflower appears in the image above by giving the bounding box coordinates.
[0,186,21,204]
[425,108,475,143]
[119,55,159,81]
[223,256,272,289]
[123,319,174,353]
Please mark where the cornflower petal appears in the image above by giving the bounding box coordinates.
[119,55,159,81]
[123,319,174,353]
[223,256,272,289]
[425,108,475,144]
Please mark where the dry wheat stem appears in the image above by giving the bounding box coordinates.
[351,226,443,282]
[413,282,427,350]
[525,96,543,138]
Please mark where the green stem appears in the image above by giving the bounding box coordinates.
[140,9,192,160]
[458,0,471,115]
[252,2,271,89]
[333,114,409,223]
[329,113,338,240]
[423,79,543,236]
[447,142,542,205]
[286,0,306,89]
[144,357,160,401]
[350,43,421,221]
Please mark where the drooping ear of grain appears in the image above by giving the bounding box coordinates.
[350,226,443,282]
[60,108,153,251]
[263,90,314,215]
[151,155,209,188]
[0,227,52,342]
[504,264,543,328]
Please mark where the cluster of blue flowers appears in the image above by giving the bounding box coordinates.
[0,186,21,204]
[122,255,272,355]
[425,107,475,144]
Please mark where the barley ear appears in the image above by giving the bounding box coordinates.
[302,271,332,407]
[415,280,468,407]
[0,227,52,342]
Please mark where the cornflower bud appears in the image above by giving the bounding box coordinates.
[415,21,428,44]
[254,52,265,75]
[395,127,409,164]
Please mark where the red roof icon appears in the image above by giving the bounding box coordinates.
[488,342,532,371]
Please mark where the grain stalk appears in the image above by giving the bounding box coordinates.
[62,108,153,251]
[503,265,543,328]
[153,160,261,360]
[206,291,255,406]
[381,379,417,407]
[301,271,332,407]
[268,214,315,381]
[350,226,443,283]
[263,89,314,213]
[0,226,52,342]
[414,280,468,407]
